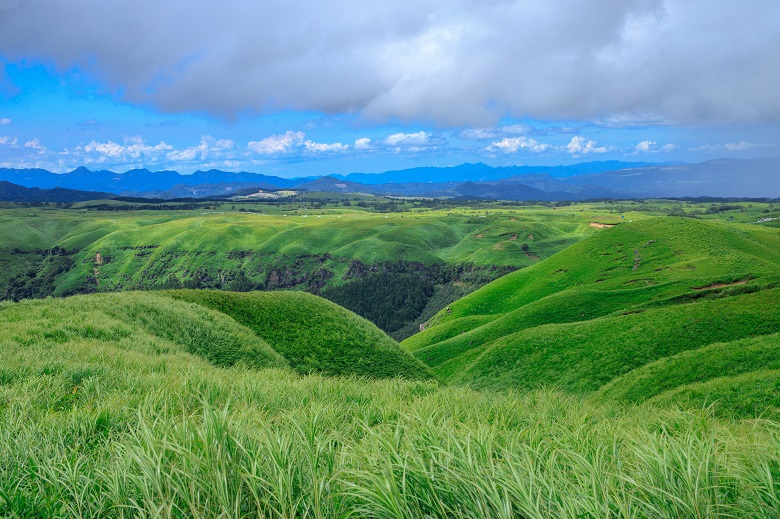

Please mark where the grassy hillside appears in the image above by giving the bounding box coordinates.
[0,289,430,381]
[0,291,286,370]
[596,333,780,407]
[3,300,780,517]
[441,288,780,392]
[10,197,735,299]
[404,217,780,413]
[49,210,595,294]
[3,199,775,337]
[0,208,594,294]
[0,202,617,337]
[166,290,432,380]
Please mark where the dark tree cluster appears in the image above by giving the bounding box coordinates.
[322,260,516,334]
[1,249,75,301]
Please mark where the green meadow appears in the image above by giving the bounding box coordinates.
[1,198,780,517]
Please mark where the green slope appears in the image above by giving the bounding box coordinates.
[596,333,780,406]
[403,217,780,410]
[0,205,615,341]
[444,288,780,392]
[647,368,780,418]
[1,289,432,381]
[0,292,287,370]
[166,290,433,380]
[0,207,602,298]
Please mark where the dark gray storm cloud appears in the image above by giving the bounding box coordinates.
[1,0,778,125]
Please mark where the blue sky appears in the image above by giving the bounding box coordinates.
[1,1,778,177]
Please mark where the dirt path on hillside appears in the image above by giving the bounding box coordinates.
[692,280,748,290]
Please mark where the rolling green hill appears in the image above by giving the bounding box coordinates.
[595,333,780,415]
[0,291,289,370]
[0,290,431,381]
[3,199,774,339]
[45,210,593,295]
[403,217,780,414]
[0,203,613,336]
[165,290,432,379]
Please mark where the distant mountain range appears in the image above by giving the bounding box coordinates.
[335,160,662,184]
[0,161,653,195]
[0,181,113,203]
[0,158,777,201]
[0,166,303,195]
[557,158,780,198]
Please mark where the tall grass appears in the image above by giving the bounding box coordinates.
[2,342,780,518]
[2,282,780,517]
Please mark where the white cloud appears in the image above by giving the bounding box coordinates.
[4,134,253,172]
[167,135,234,161]
[596,114,670,128]
[384,131,430,146]
[303,140,348,153]
[78,136,173,164]
[565,136,610,155]
[486,136,550,153]
[24,138,47,154]
[84,140,124,157]
[633,140,679,153]
[354,137,372,150]
[248,131,305,155]
[246,131,347,155]
[0,136,17,146]
[0,117,11,125]
[635,140,656,152]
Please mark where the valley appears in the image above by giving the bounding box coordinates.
[0,198,624,338]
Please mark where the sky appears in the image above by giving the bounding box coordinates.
[0,0,778,177]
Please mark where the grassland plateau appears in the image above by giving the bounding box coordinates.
[1,196,779,517]
[0,197,617,338]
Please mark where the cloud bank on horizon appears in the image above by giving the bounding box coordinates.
[0,0,778,174]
